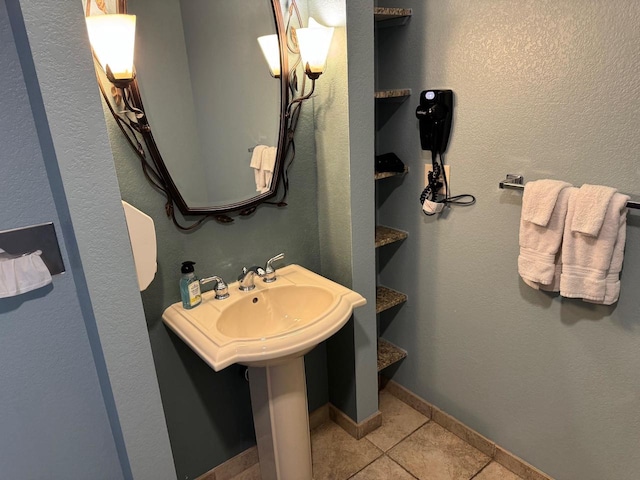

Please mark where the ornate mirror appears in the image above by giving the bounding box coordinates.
[84,0,292,225]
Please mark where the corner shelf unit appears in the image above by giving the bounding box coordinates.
[374,7,412,376]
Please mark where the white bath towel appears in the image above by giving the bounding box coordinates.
[519,181,573,290]
[571,184,617,237]
[261,146,277,173]
[586,207,628,305]
[560,190,629,304]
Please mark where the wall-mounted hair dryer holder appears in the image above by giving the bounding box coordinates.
[415,90,453,154]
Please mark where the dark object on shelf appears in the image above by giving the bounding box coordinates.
[375,153,406,174]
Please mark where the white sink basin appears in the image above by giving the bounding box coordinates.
[162,264,366,370]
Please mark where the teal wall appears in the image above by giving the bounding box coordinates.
[108,103,324,479]
[8,0,325,478]
[2,0,366,478]
[312,0,378,424]
[377,1,640,479]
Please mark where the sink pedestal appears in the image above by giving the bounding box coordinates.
[248,356,313,480]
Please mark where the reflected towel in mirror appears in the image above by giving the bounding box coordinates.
[251,145,277,193]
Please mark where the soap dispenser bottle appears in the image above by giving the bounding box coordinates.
[180,261,201,309]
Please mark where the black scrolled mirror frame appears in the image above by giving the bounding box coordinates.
[92,0,293,228]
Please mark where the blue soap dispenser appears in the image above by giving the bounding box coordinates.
[180,261,201,309]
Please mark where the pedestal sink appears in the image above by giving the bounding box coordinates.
[162,264,366,480]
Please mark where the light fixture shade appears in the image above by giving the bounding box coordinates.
[257,34,281,78]
[296,17,334,75]
[85,14,136,80]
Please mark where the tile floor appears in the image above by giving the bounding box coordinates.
[231,389,524,480]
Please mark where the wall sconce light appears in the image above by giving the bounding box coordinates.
[296,18,334,80]
[258,34,281,78]
[85,14,137,89]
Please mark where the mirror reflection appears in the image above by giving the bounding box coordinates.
[84,0,332,224]
[128,0,281,207]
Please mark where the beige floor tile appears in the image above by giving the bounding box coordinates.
[388,422,491,480]
[366,390,429,451]
[311,421,383,480]
[474,462,523,480]
[350,455,417,480]
[228,463,261,480]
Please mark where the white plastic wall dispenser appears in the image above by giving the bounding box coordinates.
[122,201,157,291]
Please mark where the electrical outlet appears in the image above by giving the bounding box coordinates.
[424,164,450,195]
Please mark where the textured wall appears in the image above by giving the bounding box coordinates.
[376,1,640,479]
[0,4,124,477]
[9,0,176,478]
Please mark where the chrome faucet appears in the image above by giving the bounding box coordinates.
[237,266,266,291]
[263,253,285,283]
[200,275,229,300]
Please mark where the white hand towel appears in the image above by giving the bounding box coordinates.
[560,191,629,303]
[571,184,617,237]
[250,145,267,169]
[518,183,573,290]
[250,145,268,192]
[521,179,572,226]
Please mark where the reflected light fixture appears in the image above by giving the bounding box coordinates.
[258,34,281,78]
[85,14,137,89]
[296,17,334,80]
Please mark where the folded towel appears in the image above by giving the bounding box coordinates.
[521,179,572,226]
[560,191,629,303]
[538,251,562,292]
[250,145,267,169]
[261,146,277,173]
[519,183,573,290]
[585,196,628,305]
[571,184,617,237]
[250,145,268,192]
[260,146,277,193]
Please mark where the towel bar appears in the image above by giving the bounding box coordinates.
[499,174,640,210]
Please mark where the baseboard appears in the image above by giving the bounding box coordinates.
[383,380,553,480]
[328,404,382,440]
[196,445,258,480]
[196,404,331,480]
[309,403,330,431]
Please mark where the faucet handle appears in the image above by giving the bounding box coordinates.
[263,253,285,283]
[200,275,229,300]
